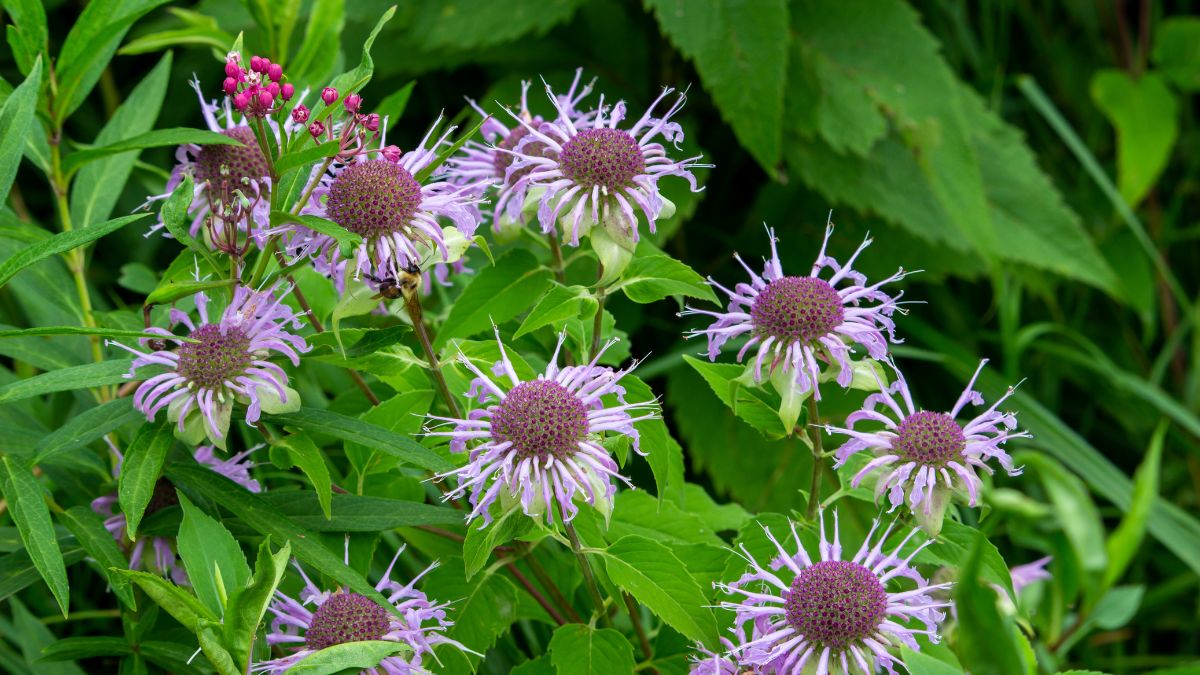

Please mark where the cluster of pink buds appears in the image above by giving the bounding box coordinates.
[290,86,387,159]
[223,52,294,117]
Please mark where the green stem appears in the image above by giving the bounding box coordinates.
[290,158,335,215]
[804,395,825,520]
[523,545,584,623]
[403,290,462,419]
[590,263,607,359]
[565,522,610,627]
[624,593,655,670]
[548,233,567,284]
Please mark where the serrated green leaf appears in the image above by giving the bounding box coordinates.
[916,519,1013,597]
[57,506,136,610]
[436,249,554,348]
[0,56,41,202]
[900,647,964,675]
[0,457,70,616]
[115,570,237,675]
[646,0,786,172]
[270,407,450,472]
[547,624,634,675]
[599,535,719,647]
[117,421,174,539]
[611,250,716,304]
[0,358,135,404]
[287,641,410,675]
[176,493,250,617]
[463,508,531,580]
[273,434,333,520]
[514,283,597,338]
[0,213,148,290]
[423,558,519,673]
[619,375,681,501]
[0,545,85,603]
[682,355,787,437]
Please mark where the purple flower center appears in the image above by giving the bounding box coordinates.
[893,411,966,466]
[145,478,179,516]
[326,160,423,239]
[750,276,845,343]
[559,128,645,190]
[176,324,254,391]
[495,125,552,185]
[784,560,888,652]
[194,127,269,185]
[305,592,391,650]
[490,380,589,460]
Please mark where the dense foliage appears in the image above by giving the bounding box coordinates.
[1,1,1197,674]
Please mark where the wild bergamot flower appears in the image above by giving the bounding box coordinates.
[718,511,949,674]
[499,81,708,245]
[92,445,261,584]
[112,285,309,447]
[446,69,595,230]
[823,359,1028,515]
[255,547,471,674]
[426,330,656,525]
[682,225,909,401]
[291,119,482,290]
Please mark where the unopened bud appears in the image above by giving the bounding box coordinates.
[382,145,401,163]
[266,82,280,98]
[257,90,274,109]
[250,55,267,73]
[233,93,250,111]
[280,83,295,101]
[224,60,242,79]
[267,63,283,82]
[363,113,381,132]
[321,87,338,105]
[344,93,363,113]
[223,77,238,95]
[309,120,326,138]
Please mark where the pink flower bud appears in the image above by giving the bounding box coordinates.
[309,120,326,138]
[266,82,280,98]
[267,63,283,82]
[382,145,401,163]
[223,77,239,95]
[321,87,338,105]
[291,105,310,123]
[257,90,275,109]
[250,55,266,73]
[233,93,250,111]
[280,83,295,101]
[344,93,363,113]
[225,60,242,78]
[363,113,380,132]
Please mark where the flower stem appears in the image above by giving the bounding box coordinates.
[624,593,655,669]
[590,261,607,359]
[804,395,825,520]
[565,522,611,627]
[523,546,584,623]
[506,562,567,626]
[547,232,567,284]
[402,290,462,419]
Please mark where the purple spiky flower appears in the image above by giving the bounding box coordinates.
[498,81,708,245]
[682,224,909,401]
[426,330,656,525]
[111,285,309,446]
[1009,556,1052,594]
[717,511,950,675]
[445,70,595,229]
[289,118,483,289]
[823,359,1029,515]
[253,546,472,674]
[92,445,261,584]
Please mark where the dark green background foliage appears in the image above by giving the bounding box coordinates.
[1,0,1199,673]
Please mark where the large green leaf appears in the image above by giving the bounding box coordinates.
[0,213,149,288]
[270,408,450,472]
[954,531,1034,675]
[1090,70,1178,207]
[2,0,47,75]
[273,434,333,520]
[176,493,251,617]
[259,492,462,531]
[610,251,716,305]
[0,359,133,403]
[34,397,141,463]
[599,535,719,647]
[1102,422,1164,593]
[0,457,70,616]
[646,0,787,173]
[56,506,136,610]
[619,375,682,500]
[0,57,41,201]
[0,545,85,603]
[287,642,410,675]
[436,249,554,348]
[63,128,243,177]
[547,624,635,675]
[222,539,290,672]
[117,421,174,539]
[683,356,787,438]
[288,0,345,86]
[423,558,520,673]
[69,52,172,227]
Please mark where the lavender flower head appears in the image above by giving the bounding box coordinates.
[255,547,471,674]
[1009,556,1052,595]
[291,118,482,290]
[682,225,909,401]
[445,69,595,230]
[499,81,709,245]
[427,329,657,525]
[717,511,950,675]
[111,285,309,447]
[824,359,1029,515]
[92,445,261,584]
[687,635,741,675]
[144,79,303,247]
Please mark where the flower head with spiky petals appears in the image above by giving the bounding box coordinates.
[254,546,472,674]
[426,329,657,525]
[288,118,483,291]
[686,635,741,675]
[682,224,910,401]
[823,359,1028,515]
[717,511,950,675]
[143,78,307,248]
[1009,556,1052,594]
[445,69,595,229]
[498,81,709,245]
[92,445,261,584]
[111,285,309,447]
